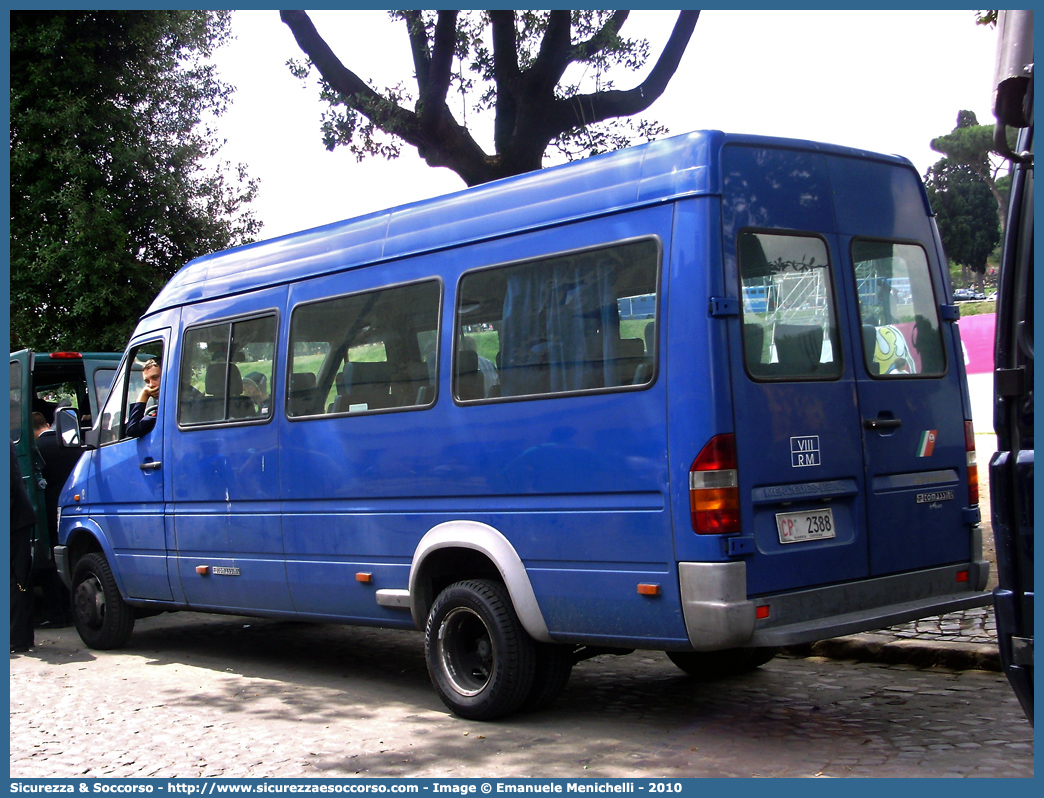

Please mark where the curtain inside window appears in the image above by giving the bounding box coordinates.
[499,254,622,397]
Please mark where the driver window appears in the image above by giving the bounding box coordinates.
[98,342,164,445]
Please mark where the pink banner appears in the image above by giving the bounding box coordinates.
[956,312,996,374]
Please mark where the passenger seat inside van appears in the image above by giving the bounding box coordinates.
[455,350,485,401]
[773,324,824,377]
[289,371,317,416]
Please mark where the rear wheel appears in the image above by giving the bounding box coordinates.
[666,646,778,679]
[425,579,536,720]
[71,552,135,649]
[522,643,574,712]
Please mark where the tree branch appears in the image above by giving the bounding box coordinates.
[423,11,457,111]
[489,11,520,153]
[401,11,431,95]
[571,10,629,62]
[280,10,419,140]
[551,10,699,130]
[531,11,573,94]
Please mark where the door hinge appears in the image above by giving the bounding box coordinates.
[995,367,1026,397]
[709,296,739,317]
[939,303,961,321]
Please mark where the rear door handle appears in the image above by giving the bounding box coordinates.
[863,418,902,431]
[139,460,162,471]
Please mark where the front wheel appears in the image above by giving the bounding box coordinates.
[425,579,536,720]
[666,646,778,679]
[71,552,135,649]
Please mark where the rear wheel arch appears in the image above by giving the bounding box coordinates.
[410,520,553,643]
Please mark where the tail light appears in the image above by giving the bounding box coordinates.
[965,420,978,505]
[690,434,741,534]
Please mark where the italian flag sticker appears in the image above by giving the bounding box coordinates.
[916,430,938,457]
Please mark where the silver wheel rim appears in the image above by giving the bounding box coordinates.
[437,606,494,697]
[74,574,105,630]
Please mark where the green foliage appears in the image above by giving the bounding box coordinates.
[925,158,1000,276]
[281,10,697,185]
[930,109,1013,225]
[10,11,262,352]
[956,300,997,317]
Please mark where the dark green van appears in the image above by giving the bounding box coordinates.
[9,349,122,569]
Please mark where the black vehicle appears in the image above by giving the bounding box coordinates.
[989,9,1033,725]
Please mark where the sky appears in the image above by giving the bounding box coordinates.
[209,9,1001,242]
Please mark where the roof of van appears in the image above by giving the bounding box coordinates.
[145,130,915,315]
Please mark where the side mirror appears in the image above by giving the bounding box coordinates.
[56,407,92,450]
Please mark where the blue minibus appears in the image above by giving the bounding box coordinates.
[54,130,990,720]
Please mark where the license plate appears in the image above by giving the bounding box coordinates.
[776,508,836,544]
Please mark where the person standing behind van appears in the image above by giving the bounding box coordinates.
[125,359,160,439]
[10,441,36,653]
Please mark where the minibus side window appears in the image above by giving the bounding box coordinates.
[851,240,946,377]
[738,231,842,381]
[287,280,441,417]
[454,239,659,401]
[179,315,277,425]
[98,342,164,445]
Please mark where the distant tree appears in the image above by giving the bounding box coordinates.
[930,110,1015,228]
[10,10,262,352]
[975,10,998,27]
[280,10,699,186]
[924,158,1001,292]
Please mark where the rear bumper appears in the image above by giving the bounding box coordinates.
[679,559,992,650]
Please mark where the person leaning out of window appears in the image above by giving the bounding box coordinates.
[125,358,161,439]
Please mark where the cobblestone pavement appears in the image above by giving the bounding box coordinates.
[9,613,1034,779]
[887,604,997,646]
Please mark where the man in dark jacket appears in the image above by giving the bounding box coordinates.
[34,426,81,626]
[10,441,36,653]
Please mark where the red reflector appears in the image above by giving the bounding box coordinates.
[756,605,770,619]
[355,572,373,583]
[49,352,83,359]
[956,570,969,583]
[637,583,661,596]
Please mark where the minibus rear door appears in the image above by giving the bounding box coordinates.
[730,229,871,596]
[845,239,976,577]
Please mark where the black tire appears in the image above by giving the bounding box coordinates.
[666,646,779,679]
[425,579,536,720]
[521,643,574,712]
[71,552,135,649]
